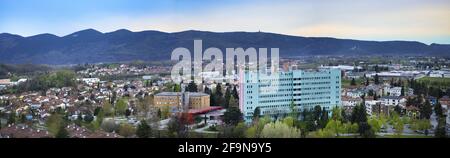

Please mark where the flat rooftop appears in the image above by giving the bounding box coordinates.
[155,92,209,97]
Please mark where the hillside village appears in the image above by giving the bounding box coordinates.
[0,56,450,138]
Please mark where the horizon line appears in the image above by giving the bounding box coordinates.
[1,28,449,45]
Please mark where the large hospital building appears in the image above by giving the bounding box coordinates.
[239,68,342,121]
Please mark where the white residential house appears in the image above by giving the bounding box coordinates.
[365,84,383,95]
[383,86,414,96]
[345,89,366,98]
[342,97,363,107]
[381,96,406,106]
[388,87,402,96]
[81,78,100,85]
[365,100,381,116]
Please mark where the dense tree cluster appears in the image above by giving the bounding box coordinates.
[409,78,449,98]
[46,113,68,138]
[223,106,242,126]
[185,81,198,92]
[2,70,76,94]
[373,65,389,73]
[350,102,375,138]
[136,120,152,138]
[0,64,51,78]
[167,113,190,138]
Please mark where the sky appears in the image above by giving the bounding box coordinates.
[0,0,449,44]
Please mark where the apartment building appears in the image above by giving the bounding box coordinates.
[154,92,210,111]
[240,68,341,121]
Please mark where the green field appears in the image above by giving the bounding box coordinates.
[342,78,364,87]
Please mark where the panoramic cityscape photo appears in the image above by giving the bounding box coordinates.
[1,0,450,143]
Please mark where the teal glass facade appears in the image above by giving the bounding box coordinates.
[240,68,341,121]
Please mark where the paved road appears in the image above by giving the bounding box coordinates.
[158,118,170,130]
[193,123,218,134]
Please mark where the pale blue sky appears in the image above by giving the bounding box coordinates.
[1,0,449,44]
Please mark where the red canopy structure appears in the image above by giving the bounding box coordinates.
[187,106,223,115]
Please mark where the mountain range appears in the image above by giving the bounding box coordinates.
[0,29,449,65]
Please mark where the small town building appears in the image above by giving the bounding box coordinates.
[154,92,210,111]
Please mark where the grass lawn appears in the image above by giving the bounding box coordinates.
[377,134,433,138]
[342,78,364,88]
[305,133,434,138]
